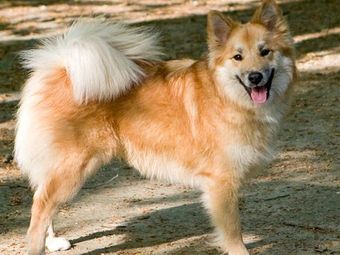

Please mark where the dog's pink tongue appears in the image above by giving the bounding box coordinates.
[251,87,267,104]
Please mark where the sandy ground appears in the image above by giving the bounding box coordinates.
[0,0,339,254]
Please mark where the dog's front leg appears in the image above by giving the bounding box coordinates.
[45,222,71,252]
[202,176,249,255]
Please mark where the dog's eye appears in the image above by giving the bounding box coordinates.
[233,54,243,61]
[260,49,271,57]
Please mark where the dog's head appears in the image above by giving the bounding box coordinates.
[207,0,295,108]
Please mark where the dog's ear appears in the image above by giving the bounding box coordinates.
[207,11,235,50]
[251,0,283,31]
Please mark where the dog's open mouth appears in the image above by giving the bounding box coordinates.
[236,69,275,104]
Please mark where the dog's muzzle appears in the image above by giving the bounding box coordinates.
[236,68,275,104]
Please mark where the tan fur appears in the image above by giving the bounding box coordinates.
[18,1,296,254]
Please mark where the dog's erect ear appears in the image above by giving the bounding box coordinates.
[252,0,293,53]
[207,11,235,49]
[251,0,283,31]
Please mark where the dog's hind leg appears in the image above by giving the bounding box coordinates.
[27,154,102,255]
[202,174,249,255]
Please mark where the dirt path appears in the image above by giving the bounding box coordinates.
[0,1,339,254]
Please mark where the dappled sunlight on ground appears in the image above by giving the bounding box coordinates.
[0,0,259,42]
[297,48,340,72]
[0,0,339,254]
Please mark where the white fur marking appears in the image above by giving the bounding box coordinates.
[226,144,273,178]
[46,236,71,252]
[21,20,163,104]
[14,73,61,188]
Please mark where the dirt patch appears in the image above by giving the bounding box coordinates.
[0,1,339,254]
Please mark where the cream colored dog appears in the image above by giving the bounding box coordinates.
[15,0,295,254]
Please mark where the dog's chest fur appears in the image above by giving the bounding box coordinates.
[220,107,281,178]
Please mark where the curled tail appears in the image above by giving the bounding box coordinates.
[21,20,163,104]
[15,20,162,188]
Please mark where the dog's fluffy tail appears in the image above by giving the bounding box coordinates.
[21,20,162,104]
[15,21,161,188]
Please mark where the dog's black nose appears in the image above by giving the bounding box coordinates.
[248,72,263,85]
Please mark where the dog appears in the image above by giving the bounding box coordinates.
[15,0,296,254]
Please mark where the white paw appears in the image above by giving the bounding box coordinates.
[227,245,249,255]
[46,236,71,252]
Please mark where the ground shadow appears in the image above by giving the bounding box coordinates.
[64,179,338,255]
[0,100,17,123]
[0,0,339,254]
[71,203,213,255]
[0,0,121,8]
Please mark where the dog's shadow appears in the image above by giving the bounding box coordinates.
[66,173,339,255]
[70,202,218,255]
[68,178,275,255]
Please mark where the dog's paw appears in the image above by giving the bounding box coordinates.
[226,245,249,255]
[46,236,71,252]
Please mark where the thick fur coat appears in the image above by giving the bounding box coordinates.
[15,1,296,254]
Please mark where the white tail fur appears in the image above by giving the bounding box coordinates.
[15,20,162,188]
[21,20,163,103]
